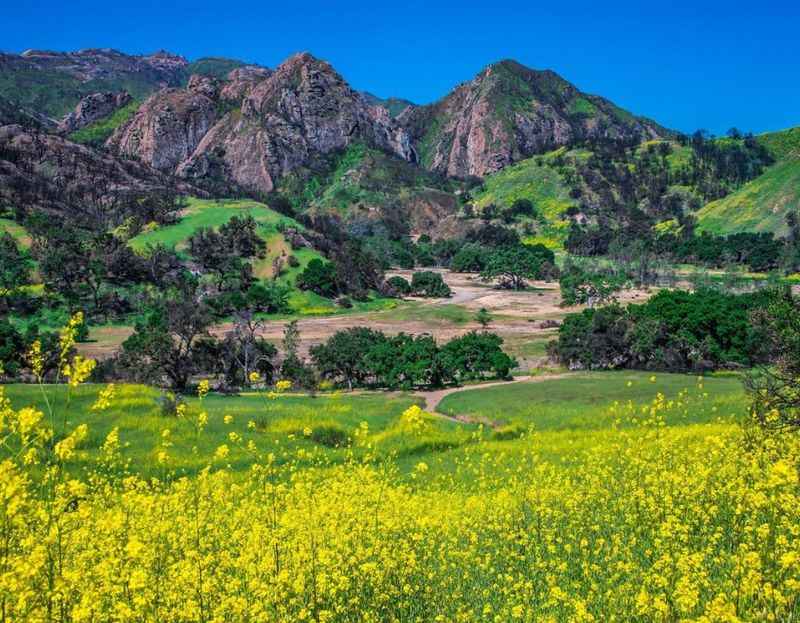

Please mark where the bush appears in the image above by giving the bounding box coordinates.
[410,271,451,298]
[386,275,412,295]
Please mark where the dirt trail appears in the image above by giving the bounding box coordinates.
[416,373,571,414]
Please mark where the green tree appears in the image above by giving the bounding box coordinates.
[559,264,628,308]
[411,271,451,298]
[311,327,388,390]
[475,307,492,330]
[481,245,555,290]
[296,258,339,298]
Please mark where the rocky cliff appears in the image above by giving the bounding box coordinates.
[399,60,666,178]
[57,91,132,134]
[107,85,218,171]
[175,52,415,193]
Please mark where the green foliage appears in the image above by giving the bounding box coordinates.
[559,262,629,307]
[553,288,773,372]
[450,243,489,273]
[311,327,515,389]
[744,287,800,428]
[0,233,32,293]
[410,271,451,297]
[386,275,412,295]
[296,258,339,298]
[480,244,556,289]
[68,100,139,145]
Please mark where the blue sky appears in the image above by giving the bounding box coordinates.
[5,0,799,135]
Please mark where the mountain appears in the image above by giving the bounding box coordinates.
[696,127,800,236]
[171,52,415,194]
[361,92,415,118]
[0,48,191,119]
[398,59,666,178]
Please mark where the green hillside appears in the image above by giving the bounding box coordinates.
[185,57,249,80]
[68,100,139,145]
[696,127,800,236]
[129,197,321,281]
[472,149,577,247]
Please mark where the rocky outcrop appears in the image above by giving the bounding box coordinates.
[220,66,272,101]
[176,52,415,193]
[400,60,666,178]
[57,91,132,134]
[107,87,218,171]
[0,124,198,217]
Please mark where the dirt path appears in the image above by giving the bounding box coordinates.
[416,373,571,414]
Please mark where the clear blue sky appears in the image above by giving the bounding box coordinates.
[5,0,799,135]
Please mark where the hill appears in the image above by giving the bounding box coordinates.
[696,126,800,236]
[398,59,667,178]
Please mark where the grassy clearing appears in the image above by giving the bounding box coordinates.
[2,383,433,478]
[437,370,746,429]
[128,197,301,253]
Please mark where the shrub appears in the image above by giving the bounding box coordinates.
[410,271,451,298]
[386,275,412,295]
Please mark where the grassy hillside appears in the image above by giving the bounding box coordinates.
[68,100,139,145]
[129,197,321,282]
[696,157,800,236]
[696,126,800,236]
[472,149,577,247]
[128,197,394,315]
[185,57,249,80]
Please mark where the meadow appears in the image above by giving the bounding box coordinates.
[2,356,798,621]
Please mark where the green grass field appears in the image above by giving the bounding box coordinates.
[2,370,746,479]
[2,383,435,477]
[437,371,746,430]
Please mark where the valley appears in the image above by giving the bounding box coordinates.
[0,36,799,622]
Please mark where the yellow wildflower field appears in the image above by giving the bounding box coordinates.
[0,317,797,621]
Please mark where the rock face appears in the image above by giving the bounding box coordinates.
[57,91,132,134]
[0,124,198,216]
[108,86,218,171]
[400,60,666,178]
[220,66,272,101]
[176,52,415,193]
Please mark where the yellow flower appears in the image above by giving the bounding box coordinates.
[223,415,233,425]
[26,340,44,378]
[214,444,230,460]
[276,379,292,392]
[197,380,210,399]
[248,371,261,383]
[91,384,116,411]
